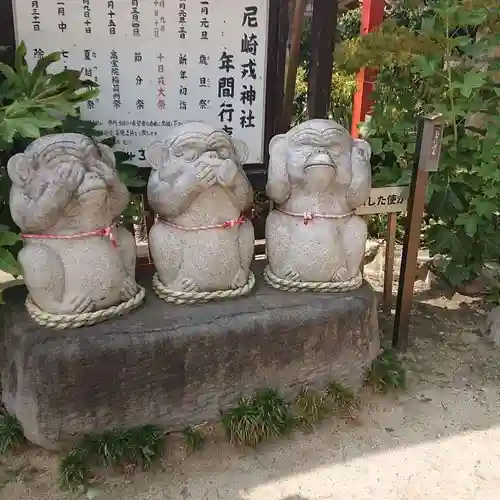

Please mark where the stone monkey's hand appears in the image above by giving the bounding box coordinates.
[195,164,217,189]
[89,160,120,188]
[216,159,239,188]
[52,161,85,195]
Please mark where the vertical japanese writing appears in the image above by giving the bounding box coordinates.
[240,5,259,130]
[82,0,92,34]
[198,51,210,112]
[14,0,269,165]
[33,48,44,60]
[131,0,141,36]
[179,53,188,112]
[218,51,236,136]
[31,1,41,31]
[179,2,187,39]
[83,49,98,110]
[108,1,117,35]
[134,52,145,111]
[157,53,166,110]
[153,0,165,38]
[61,49,69,69]
[110,50,121,109]
[57,1,67,32]
[200,1,209,40]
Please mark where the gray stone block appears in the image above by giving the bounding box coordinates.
[1,264,379,450]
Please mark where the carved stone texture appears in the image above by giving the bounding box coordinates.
[266,119,372,286]
[146,122,255,294]
[7,133,139,316]
[1,264,379,449]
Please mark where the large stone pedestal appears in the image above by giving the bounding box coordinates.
[1,264,379,449]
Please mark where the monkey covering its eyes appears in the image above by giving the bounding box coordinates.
[8,133,140,316]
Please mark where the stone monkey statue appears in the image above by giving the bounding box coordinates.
[8,133,141,318]
[146,122,255,299]
[265,119,371,291]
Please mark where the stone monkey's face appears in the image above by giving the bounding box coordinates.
[286,126,353,191]
[168,131,238,173]
[39,143,108,197]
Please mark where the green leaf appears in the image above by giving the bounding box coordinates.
[0,119,18,143]
[460,70,486,98]
[30,113,62,130]
[0,231,20,246]
[6,119,41,139]
[419,16,435,34]
[457,215,478,238]
[0,61,17,83]
[457,8,488,26]
[30,51,61,95]
[0,248,22,276]
[368,137,384,154]
[14,41,29,90]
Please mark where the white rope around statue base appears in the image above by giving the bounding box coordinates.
[25,286,146,330]
[152,272,256,305]
[263,266,362,293]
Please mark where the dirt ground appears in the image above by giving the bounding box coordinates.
[2,256,500,500]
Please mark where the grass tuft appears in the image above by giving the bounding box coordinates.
[59,425,165,491]
[365,348,407,393]
[0,410,25,455]
[182,426,206,453]
[326,381,360,421]
[59,448,89,491]
[326,382,357,410]
[293,388,329,428]
[221,388,295,447]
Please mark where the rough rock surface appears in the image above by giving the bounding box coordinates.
[1,264,379,449]
[485,306,500,347]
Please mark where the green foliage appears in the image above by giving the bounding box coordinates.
[220,388,295,447]
[0,410,24,454]
[365,348,407,393]
[59,448,90,491]
[0,42,98,149]
[59,425,166,491]
[326,381,358,410]
[293,388,329,428]
[337,0,500,286]
[182,426,206,453]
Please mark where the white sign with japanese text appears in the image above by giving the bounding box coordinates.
[355,186,409,215]
[12,0,270,166]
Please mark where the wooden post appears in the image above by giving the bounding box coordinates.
[393,114,443,351]
[307,0,338,119]
[279,0,308,131]
[383,212,397,313]
[0,0,15,65]
[350,0,385,137]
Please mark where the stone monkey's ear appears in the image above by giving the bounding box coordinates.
[231,138,249,164]
[145,140,169,170]
[7,153,35,188]
[97,143,117,169]
[352,138,372,163]
[266,134,291,204]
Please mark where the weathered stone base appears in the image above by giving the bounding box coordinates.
[1,264,379,449]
